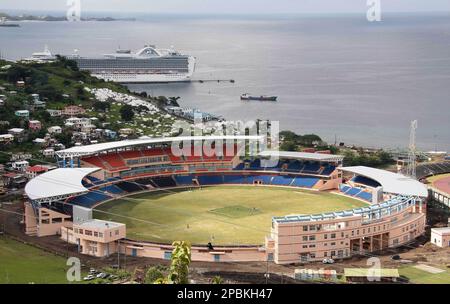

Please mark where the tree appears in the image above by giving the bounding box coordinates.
[144,266,166,284]
[211,276,224,284]
[168,96,181,107]
[120,104,134,121]
[155,241,191,284]
[93,101,110,113]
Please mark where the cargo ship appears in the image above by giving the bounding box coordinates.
[240,93,277,101]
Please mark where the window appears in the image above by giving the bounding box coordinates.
[330,233,336,239]
[302,236,308,242]
[99,233,103,238]
[303,226,308,232]
[324,234,328,239]
[309,225,316,231]
[302,245,308,249]
[309,235,316,241]
[94,232,98,237]
[164,251,172,260]
[309,244,316,248]
[331,251,336,257]
[214,254,221,262]
[85,230,92,236]
[310,253,316,259]
[324,252,328,257]
[300,254,308,262]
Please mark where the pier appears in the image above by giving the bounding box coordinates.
[191,79,235,84]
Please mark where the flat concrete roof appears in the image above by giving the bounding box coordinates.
[76,219,124,229]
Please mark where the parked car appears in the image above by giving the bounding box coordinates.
[96,273,109,279]
[83,275,95,281]
[322,258,335,264]
[391,255,401,260]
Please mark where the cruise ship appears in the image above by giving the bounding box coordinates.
[69,45,196,83]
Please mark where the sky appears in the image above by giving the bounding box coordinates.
[1,0,450,15]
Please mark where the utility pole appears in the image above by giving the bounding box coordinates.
[117,239,120,269]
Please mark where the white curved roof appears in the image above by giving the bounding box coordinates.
[25,168,99,203]
[339,166,428,197]
[259,150,344,162]
[56,135,264,157]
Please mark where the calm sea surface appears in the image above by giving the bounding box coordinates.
[1,13,449,150]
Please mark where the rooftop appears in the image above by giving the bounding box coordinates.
[339,166,428,197]
[56,135,264,157]
[24,167,99,203]
[258,150,344,162]
[431,227,450,234]
[76,219,124,229]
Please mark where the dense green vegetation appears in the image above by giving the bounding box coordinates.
[279,130,394,168]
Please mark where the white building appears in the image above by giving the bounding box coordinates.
[12,160,29,172]
[47,126,62,134]
[42,148,55,157]
[431,227,450,248]
[0,134,14,143]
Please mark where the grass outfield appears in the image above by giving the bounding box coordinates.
[95,186,367,245]
[0,237,80,284]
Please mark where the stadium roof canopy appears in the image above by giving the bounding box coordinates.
[258,151,344,162]
[339,166,428,197]
[55,135,264,157]
[25,168,99,203]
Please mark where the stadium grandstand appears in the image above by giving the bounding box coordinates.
[23,136,428,263]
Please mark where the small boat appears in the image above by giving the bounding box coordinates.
[240,93,277,101]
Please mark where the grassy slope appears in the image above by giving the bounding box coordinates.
[399,266,450,284]
[95,186,367,245]
[0,237,80,284]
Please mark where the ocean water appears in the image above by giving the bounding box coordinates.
[1,13,449,151]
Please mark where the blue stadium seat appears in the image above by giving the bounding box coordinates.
[271,175,294,186]
[223,175,246,184]
[356,191,372,202]
[291,176,319,188]
[302,162,321,173]
[352,175,381,188]
[252,175,273,184]
[71,191,111,208]
[320,165,336,176]
[99,185,124,195]
[197,175,223,185]
[174,175,194,186]
[116,181,146,193]
[346,187,363,196]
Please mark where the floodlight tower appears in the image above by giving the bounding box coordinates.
[406,120,418,179]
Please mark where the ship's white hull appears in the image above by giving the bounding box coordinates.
[92,73,192,83]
